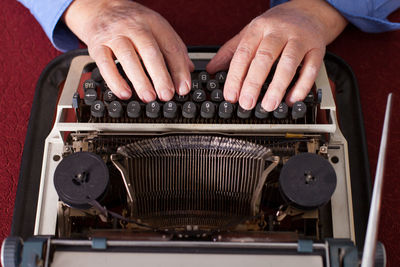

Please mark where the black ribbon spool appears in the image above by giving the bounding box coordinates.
[54,152,109,209]
[279,153,337,210]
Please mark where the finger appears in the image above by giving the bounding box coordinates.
[238,34,285,110]
[127,30,175,101]
[262,40,307,111]
[223,26,263,103]
[206,33,242,74]
[285,48,324,105]
[172,31,195,72]
[107,36,156,102]
[89,45,132,99]
[152,23,192,96]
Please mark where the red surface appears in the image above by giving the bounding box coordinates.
[1,0,399,264]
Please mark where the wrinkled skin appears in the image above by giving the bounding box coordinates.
[64,0,194,102]
[207,0,347,111]
[64,0,347,109]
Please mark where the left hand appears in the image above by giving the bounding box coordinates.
[206,0,347,111]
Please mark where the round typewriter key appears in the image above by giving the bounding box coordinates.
[192,89,206,103]
[163,101,178,119]
[215,71,227,83]
[101,81,109,92]
[127,100,142,118]
[206,79,219,91]
[218,101,234,119]
[182,101,197,118]
[108,101,123,118]
[146,101,161,118]
[279,153,337,210]
[91,67,103,82]
[103,89,117,102]
[201,101,216,119]
[191,79,201,91]
[273,102,288,119]
[84,89,97,105]
[198,71,210,83]
[174,93,189,102]
[304,91,315,103]
[211,89,223,102]
[90,100,105,118]
[237,105,252,119]
[292,101,307,119]
[54,152,109,209]
[83,79,96,91]
[255,102,269,119]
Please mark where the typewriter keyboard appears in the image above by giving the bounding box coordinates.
[75,66,318,124]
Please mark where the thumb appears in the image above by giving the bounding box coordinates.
[206,33,242,74]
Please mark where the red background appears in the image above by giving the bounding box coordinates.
[1,0,399,265]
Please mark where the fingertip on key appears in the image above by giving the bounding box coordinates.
[119,90,132,99]
[178,81,190,96]
[142,90,156,103]
[239,94,254,110]
[262,98,278,112]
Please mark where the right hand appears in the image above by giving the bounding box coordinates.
[63,0,194,102]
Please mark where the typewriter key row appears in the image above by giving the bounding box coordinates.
[89,98,307,121]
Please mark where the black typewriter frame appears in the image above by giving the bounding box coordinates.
[10,47,372,251]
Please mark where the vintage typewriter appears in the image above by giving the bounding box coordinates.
[2,49,385,267]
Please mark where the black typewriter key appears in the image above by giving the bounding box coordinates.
[163,101,178,119]
[200,101,216,119]
[103,89,117,102]
[237,105,252,119]
[192,89,206,103]
[206,79,219,91]
[191,80,201,91]
[292,101,307,119]
[174,93,189,102]
[101,81,109,92]
[83,79,96,91]
[90,100,105,118]
[273,102,288,119]
[218,101,234,119]
[126,100,142,118]
[91,67,103,82]
[198,71,210,83]
[108,101,123,118]
[215,71,227,83]
[182,101,197,119]
[146,101,161,118]
[84,89,97,105]
[304,91,315,103]
[254,103,269,119]
[210,89,223,102]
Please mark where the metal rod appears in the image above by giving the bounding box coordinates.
[361,93,393,267]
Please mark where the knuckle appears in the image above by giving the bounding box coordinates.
[118,49,135,61]
[245,79,262,91]
[140,43,159,58]
[281,53,300,69]
[163,42,181,55]
[255,48,274,63]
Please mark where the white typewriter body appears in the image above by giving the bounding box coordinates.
[33,53,355,266]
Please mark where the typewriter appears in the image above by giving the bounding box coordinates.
[3,50,384,267]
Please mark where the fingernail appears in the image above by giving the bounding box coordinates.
[240,94,254,110]
[142,90,155,102]
[161,89,173,101]
[264,98,278,112]
[224,90,237,103]
[179,81,190,95]
[120,90,131,99]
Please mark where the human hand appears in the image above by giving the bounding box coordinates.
[206,0,347,111]
[63,0,194,102]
